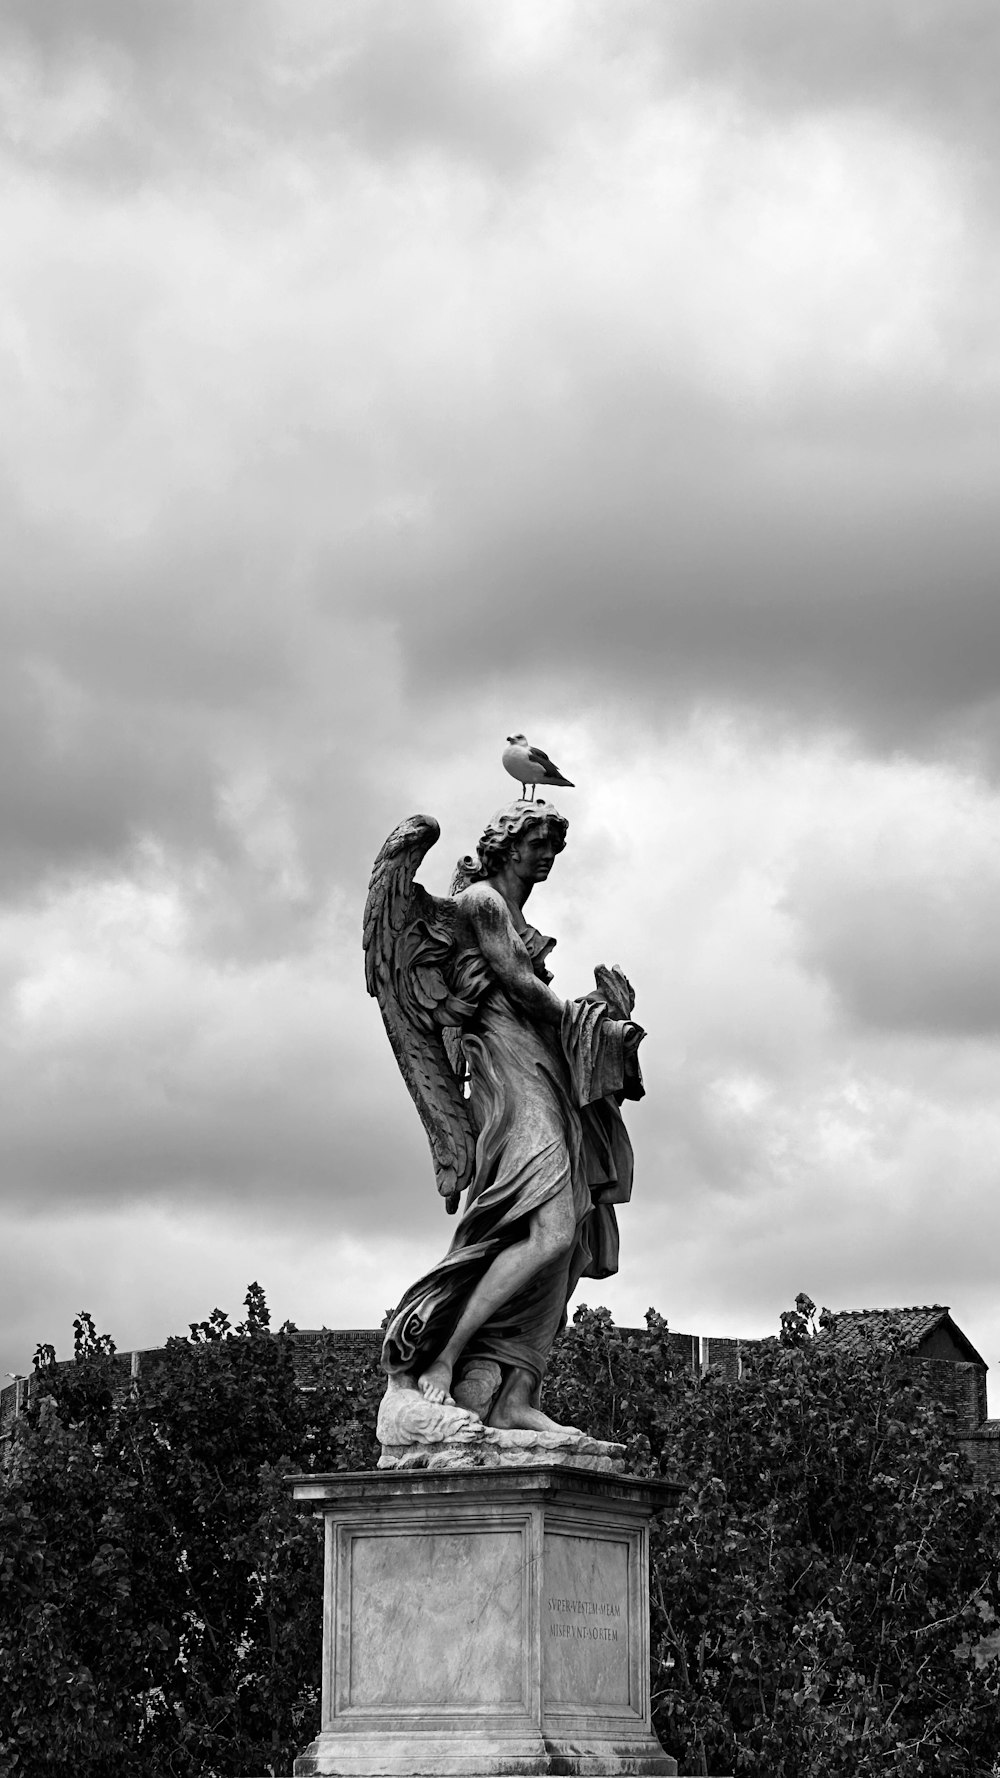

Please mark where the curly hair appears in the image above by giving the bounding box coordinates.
[450,799,568,893]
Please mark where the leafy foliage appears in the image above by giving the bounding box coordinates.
[0,1287,382,1778]
[545,1296,1000,1778]
[1,1288,998,1777]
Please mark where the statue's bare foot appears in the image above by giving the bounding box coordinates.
[488,1400,583,1436]
[417,1360,455,1405]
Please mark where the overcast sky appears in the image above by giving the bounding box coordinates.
[3,0,1000,1410]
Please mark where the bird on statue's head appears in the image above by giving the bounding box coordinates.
[502,734,574,801]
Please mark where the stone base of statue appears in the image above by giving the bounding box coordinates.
[289,1465,683,1777]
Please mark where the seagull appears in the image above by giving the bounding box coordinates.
[502,734,575,801]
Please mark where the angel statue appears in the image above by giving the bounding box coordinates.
[364,797,645,1450]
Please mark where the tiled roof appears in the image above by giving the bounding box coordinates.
[818,1305,986,1366]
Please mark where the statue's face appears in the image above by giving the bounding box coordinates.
[510,825,561,883]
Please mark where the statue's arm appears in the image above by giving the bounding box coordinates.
[466,888,564,1026]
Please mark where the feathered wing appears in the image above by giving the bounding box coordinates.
[528,745,574,786]
[363,814,484,1210]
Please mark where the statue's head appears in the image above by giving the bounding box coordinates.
[452,799,568,891]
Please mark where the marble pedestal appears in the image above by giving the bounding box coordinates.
[289,1465,683,1778]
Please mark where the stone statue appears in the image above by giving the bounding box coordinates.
[364,798,644,1465]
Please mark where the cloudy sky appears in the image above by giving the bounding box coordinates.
[3,0,1000,1409]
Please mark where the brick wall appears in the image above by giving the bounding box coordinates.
[959,1422,1000,1482]
[622,1329,751,1382]
[700,1336,745,1383]
[898,1356,985,1437]
[663,1330,700,1377]
[0,1375,27,1440]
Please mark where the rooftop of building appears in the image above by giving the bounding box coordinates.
[818,1305,987,1369]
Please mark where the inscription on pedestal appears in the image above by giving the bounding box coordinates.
[543,1532,631,1708]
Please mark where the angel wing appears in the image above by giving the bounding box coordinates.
[363,814,487,1212]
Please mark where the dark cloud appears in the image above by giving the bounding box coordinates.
[8,375,1000,844]
[789,837,1000,1037]
[0,665,215,891]
[0,0,275,188]
[0,909,434,1226]
[3,0,1000,1402]
[0,0,575,187]
[1,0,259,60]
[354,376,1000,753]
[658,0,1000,154]
[9,0,998,189]
[3,0,998,776]
[293,1,565,173]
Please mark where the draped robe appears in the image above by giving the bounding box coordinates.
[382,893,643,1389]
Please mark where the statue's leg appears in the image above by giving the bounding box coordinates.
[488,1364,582,1435]
[452,1358,502,1420]
[417,1184,577,1404]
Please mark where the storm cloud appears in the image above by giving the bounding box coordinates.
[2,0,999,1398]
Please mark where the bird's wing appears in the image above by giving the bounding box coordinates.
[527,745,560,770]
[363,814,485,1207]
